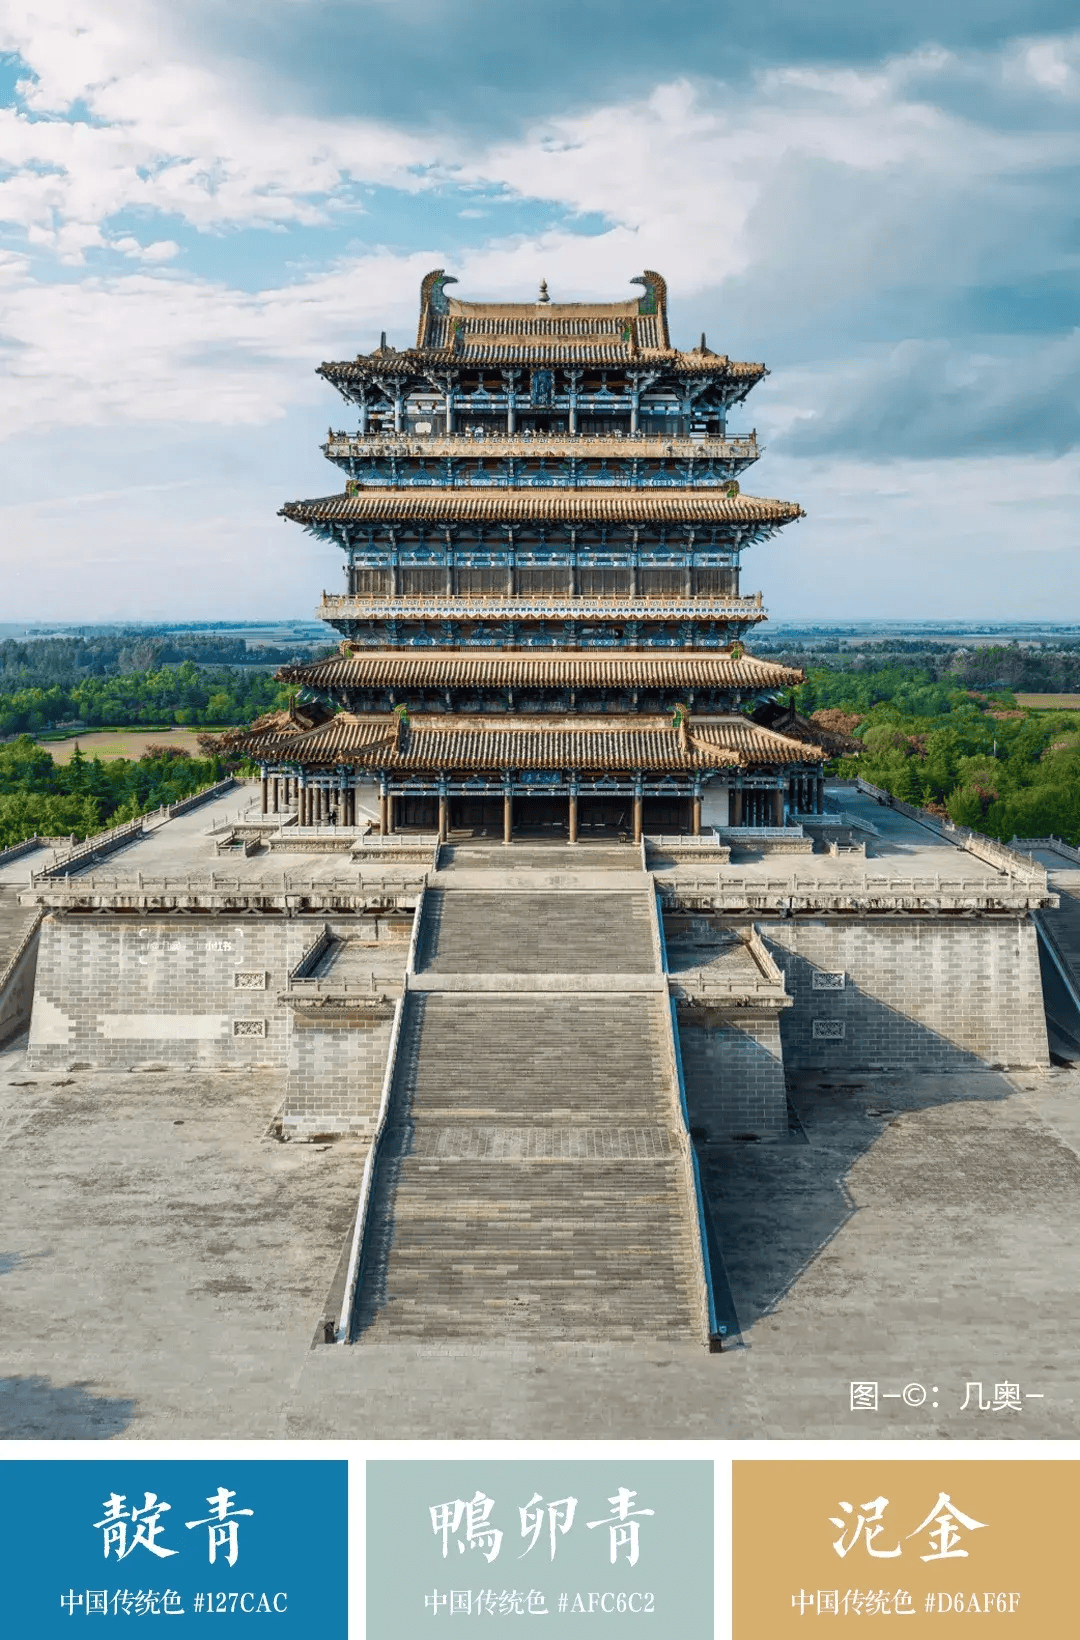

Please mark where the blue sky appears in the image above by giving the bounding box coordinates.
[0,2,1078,623]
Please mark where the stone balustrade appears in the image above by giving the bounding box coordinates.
[23,873,427,912]
[657,871,1057,914]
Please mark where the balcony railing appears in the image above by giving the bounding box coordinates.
[324,431,760,462]
[320,592,766,621]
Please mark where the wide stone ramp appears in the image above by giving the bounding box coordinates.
[353,992,701,1341]
[418,889,655,975]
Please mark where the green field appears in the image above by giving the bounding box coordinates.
[1014,693,1080,710]
[38,727,232,765]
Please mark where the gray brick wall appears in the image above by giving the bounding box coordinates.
[764,915,1048,1070]
[285,1012,395,1137]
[677,1009,788,1141]
[27,915,313,1069]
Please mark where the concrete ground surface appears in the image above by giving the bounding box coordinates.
[1,1026,1076,1441]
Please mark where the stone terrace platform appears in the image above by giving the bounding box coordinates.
[2,1030,1077,1439]
[1,779,1071,1436]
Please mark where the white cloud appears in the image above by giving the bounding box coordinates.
[1015,37,1080,95]
[0,27,1077,440]
[754,449,1080,622]
[111,236,179,260]
[0,0,442,259]
[1,8,1078,621]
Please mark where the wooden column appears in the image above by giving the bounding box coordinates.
[387,794,396,834]
[379,792,388,835]
[260,776,268,815]
[692,795,702,836]
[438,793,448,843]
[568,792,578,843]
[633,794,643,845]
[730,786,743,827]
[771,787,784,828]
[816,777,825,815]
[503,792,513,845]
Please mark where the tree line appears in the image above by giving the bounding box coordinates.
[0,737,241,848]
[0,660,294,738]
[798,667,1080,844]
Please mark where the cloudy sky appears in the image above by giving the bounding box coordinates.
[1,1,1077,625]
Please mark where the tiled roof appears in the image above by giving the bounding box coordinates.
[752,701,862,757]
[281,490,803,525]
[279,649,803,691]
[232,712,822,770]
[320,350,765,376]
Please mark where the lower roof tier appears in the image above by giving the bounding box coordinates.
[282,488,802,529]
[231,710,824,773]
[281,647,802,693]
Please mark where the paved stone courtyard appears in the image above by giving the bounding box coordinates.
[2,1024,1076,1440]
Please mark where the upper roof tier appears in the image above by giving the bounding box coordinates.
[420,269,672,351]
[282,489,803,527]
[279,648,804,693]
[318,270,767,386]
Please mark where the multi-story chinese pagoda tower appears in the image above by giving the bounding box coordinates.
[240,270,824,838]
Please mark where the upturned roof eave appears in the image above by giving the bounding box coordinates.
[274,651,805,691]
[315,353,768,379]
[228,711,823,771]
[277,490,805,524]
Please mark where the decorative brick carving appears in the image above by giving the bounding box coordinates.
[233,971,268,990]
[811,971,846,990]
[812,1019,846,1040]
[233,1018,267,1037]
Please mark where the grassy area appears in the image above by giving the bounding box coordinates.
[1014,693,1080,710]
[39,727,237,764]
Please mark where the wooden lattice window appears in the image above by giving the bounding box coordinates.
[400,567,447,596]
[638,568,685,597]
[578,567,631,597]
[456,567,507,595]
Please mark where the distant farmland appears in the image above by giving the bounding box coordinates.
[37,728,228,764]
[1015,693,1080,710]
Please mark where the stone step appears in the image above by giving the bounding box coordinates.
[385,1124,676,1159]
[395,994,671,1121]
[443,843,639,873]
[352,980,703,1343]
[0,890,40,974]
[418,889,657,975]
[355,1155,697,1341]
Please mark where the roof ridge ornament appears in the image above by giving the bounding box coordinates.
[417,269,459,346]
[537,279,551,304]
[630,271,669,347]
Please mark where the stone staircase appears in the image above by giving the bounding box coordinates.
[352,884,705,1343]
[417,889,655,975]
[0,889,40,976]
[0,888,44,1044]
